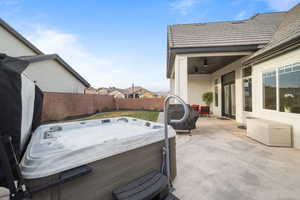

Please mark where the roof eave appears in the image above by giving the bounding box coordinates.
[244,36,300,66]
[0,18,43,55]
[167,44,260,78]
[54,55,91,87]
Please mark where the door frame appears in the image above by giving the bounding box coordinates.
[221,71,236,119]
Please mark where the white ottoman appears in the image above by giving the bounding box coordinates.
[246,118,292,147]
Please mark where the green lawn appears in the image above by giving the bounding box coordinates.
[77,111,160,122]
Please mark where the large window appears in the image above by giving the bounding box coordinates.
[214,79,218,107]
[243,79,252,111]
[263,71,277,110]
[243,67,252,112]
[279,64,300,114]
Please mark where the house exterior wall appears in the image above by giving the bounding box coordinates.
[140,92,158,98]
[85,88,99,94]
[0,25,37,56]
[98,89,109,95]
[188,74,212,105]
[174,55,188,102]
[24,59,86,94]
[109,91,126,98]
[170,78,175,94]
[211,57,244,122]
[251,47,300,148]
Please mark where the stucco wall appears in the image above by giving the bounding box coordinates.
[174,55,188,102]
[0,25,37,56]
[211,57,244,122]
[188,74,212,105]
[252,48,300,148]
[170,78,175,94]
[110,90,126,98]
[24,59,86,94]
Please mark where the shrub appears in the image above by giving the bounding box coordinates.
[202,92,213,106]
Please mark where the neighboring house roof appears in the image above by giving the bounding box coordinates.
[98,86,157,97]
[125,86,157,96]
[85,87,99,94]
[100,87,129,95]
[19,54,91,87]
[167,12,287,77]
[245,3,300,65]
[113,88,130,95]
[0,18,43,55]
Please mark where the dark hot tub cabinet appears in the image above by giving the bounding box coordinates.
[0,54,177,200]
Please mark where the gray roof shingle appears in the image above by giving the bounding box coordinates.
[245,3,300,63]
[168,12,286,48]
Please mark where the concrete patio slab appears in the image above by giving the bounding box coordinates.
[173,117,300,200]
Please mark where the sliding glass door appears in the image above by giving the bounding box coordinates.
[222,71,236,119]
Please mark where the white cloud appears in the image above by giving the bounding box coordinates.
[0,0,23,6]
[235,10,247,20]
[25,26,119,87]
[24,26,169,91]
[112,69,122,73]
[170,0,202,15]
[261,0,299,11]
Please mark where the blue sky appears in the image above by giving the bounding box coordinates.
[0,0,299,91]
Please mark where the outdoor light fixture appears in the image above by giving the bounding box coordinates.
[203,58,208,68]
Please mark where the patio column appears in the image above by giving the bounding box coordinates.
[174,55,188,102]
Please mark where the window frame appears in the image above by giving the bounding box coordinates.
[214,78,219,107]
[261,62,300,115]
[278,63,300,114]
[262,69,278,111]
[242,66,252,112]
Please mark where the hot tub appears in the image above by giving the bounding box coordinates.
[21,117,177,200]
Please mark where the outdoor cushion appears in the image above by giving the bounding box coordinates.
[168,104,199,131]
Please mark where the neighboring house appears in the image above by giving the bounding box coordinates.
[155,91,169,98]
[109,89,128,98]
[0,18,90,93]
[98,87,110,95]
[126,86,158,98]
[97,86,158,98]
[20,54,90,93]
[98,87,128,98]
[85,87,99,94]
[167,4,300,148]
[140,91,158,98]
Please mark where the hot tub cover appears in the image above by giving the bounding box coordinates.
[0,54,43,158]
[0,54,43,189]
[21,117,176,179]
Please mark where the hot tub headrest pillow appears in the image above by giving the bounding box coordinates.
[0,54,43,160]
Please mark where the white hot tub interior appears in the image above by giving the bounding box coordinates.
[21,117,176,179]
